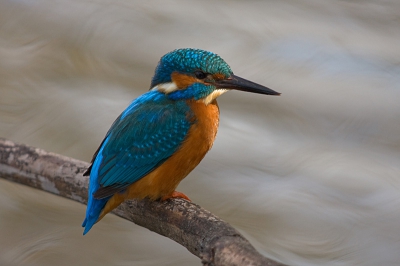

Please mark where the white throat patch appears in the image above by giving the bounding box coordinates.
[203,89,228,105]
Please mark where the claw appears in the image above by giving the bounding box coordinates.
[161,191,191,202]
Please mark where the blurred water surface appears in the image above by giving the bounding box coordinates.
[1,0,400,265]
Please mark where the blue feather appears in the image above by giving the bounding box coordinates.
[82,90,194,234]
[82,136,111,235]
[150,48,232,88]
[95,91,193,192]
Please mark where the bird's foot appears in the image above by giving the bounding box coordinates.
[161,191,191,202]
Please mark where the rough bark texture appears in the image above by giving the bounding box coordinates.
[0,138,287,266]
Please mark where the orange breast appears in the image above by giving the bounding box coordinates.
[99,99,220,219]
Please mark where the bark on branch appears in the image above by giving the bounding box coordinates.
[0,138,286,266]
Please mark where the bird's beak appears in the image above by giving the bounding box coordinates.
[214,74,280,96]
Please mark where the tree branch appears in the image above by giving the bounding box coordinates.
[0,138,286,266]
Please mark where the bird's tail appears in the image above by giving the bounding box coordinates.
[82,135,111,235]
[82,196,110,235]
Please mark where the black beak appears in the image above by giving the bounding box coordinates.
[214,74,280,96]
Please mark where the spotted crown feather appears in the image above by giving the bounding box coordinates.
[150,48,233,88]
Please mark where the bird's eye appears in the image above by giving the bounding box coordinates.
[194,71,207,80]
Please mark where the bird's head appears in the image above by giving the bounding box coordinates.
[150,48,280,104]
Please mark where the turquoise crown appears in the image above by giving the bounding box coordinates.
[150,48,233,88]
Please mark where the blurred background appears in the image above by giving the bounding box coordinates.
[1,0,400,265]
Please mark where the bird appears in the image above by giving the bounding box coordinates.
[82,48,280,235]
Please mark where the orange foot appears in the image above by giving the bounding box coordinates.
[161,191,191,202]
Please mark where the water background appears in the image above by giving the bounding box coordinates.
[1,0,400,265]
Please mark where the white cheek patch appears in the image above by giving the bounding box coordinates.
[203,89,228,105]
[152,82,178,93]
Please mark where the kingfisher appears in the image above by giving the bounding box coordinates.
[82,48,280,234]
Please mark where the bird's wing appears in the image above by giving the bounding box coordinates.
[88,94,193,199]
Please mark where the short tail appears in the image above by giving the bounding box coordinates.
[82,197,109,235]
[82,135,111,235]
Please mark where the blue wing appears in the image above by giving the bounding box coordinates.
[88,90,193,199]
[82,91,193,234]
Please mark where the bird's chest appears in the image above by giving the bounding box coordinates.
[153,99,218,188]
[185,99,220,154]
[123,99,220,199]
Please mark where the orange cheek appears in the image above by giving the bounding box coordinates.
[171,72,199,88]
[213,73,226,80]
